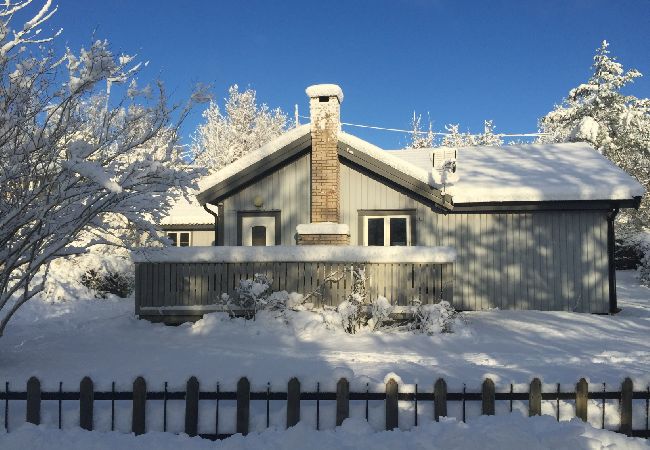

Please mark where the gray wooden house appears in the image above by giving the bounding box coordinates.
[135,84,644,322]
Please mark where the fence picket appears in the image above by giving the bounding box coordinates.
[386,378,398,430]
[529,378,542,417]
[620,378,633,436]
[80,377,94,431]
[576,378,588,422]
[185,376,199,437]
[336,378,349,426]
[132,377,146,435]
[434,378,447,421]
[237,377,250,435]
[482,378,495,416]
[26,377,40,425]
[287,378,300,428]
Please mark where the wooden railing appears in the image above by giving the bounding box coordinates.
[3,376,649,439]
[135,261,454,314]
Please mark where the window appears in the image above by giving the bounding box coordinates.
[362,215,412,246]
[167,231,191,247]
[251,226,267,246]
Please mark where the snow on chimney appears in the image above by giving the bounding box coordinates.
[297,84,349,245]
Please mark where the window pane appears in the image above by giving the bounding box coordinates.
[367,218,384,246]
[167,233,178,247]
[251,226,267,246]
[179,232,190,247]
[390,218,407,246]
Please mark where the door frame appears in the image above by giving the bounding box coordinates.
[237,210,282,246]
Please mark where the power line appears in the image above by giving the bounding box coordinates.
[297,114,546,137]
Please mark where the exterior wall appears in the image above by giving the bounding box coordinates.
[215,155,611,313]
[340,161,610,313]
[191,230,215,247]
[221,152,311,245]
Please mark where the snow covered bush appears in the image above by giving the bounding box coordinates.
[337,265,369,334]
[80,269,134,299]
[410,300,457,334]
[369,296,394,330]
[233,274,272,317]
[0,1,206,336]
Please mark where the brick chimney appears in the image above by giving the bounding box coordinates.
[296,84,349,245]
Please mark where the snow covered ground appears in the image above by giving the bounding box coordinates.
[2,415,648,450]
[1,270,649,438]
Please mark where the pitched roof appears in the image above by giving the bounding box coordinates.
[195,125,644,207]
[161,196,214,226]
[389,142,645,204]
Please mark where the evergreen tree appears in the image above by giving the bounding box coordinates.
[539,41,650,236]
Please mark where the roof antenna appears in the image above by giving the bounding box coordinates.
[294,104,300,127]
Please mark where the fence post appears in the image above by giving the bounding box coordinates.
[236,377,250,435]
[80,377,94,431]
[482,378,495,416]
[336,378,349,426]
[620,377,633,436]
[529,378,542,417]
[386,378,398,430]
[26,377,40,425]
[434,378,447,421]
[132,377,147,435]
[576,378,588,422]
[185,376,199,437]
[287,378,300,428]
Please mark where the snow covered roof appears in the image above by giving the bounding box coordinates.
[133,245,457,264]
[389,142,645,204]
[338,132,433,186]
[196,124,311,203]
[161,196,214,226]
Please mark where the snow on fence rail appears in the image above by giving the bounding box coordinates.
[2,376,649,440]
[134,247,455,316]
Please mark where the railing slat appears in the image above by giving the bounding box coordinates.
[287,378,300,428]
[26,377,40,425]
[236,377,250,435]
[80,377,94,431]
[386,378,398,430]
[185,376,199,437]
[132,377,146,435]
[336,378,349,426]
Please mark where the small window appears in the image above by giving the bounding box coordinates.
[367,218,385,246]
[251,226,267,246]
[167,231,191,247]
[362,215,412,246]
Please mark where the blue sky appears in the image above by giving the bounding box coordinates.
[32,0,650,148]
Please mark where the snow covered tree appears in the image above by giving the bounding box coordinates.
[408,112,436,148]
[441,124,477,148]
[0,0,204,336]
[190,85,288,172]
[475,120,504,146]
[539,41,650,236]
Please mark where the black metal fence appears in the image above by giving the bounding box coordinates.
[2,376,649,439]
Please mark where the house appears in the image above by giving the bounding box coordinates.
[135,84,644,321]
[160,196,216,247]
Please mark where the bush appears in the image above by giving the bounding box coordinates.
[81,269,134,298]
[411,300,457,334]
[337,265,368,334]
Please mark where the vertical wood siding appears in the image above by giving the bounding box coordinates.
[340,160,610,313]
[222,152,311,245]
[206,157,610,313]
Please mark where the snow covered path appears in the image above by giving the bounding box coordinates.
[2,271,649,393]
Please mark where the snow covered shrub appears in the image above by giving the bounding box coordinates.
[338,265,369,334]
[411,300,457,334]
[369,296,394,330]
[80,269,134,298]
[234,274,272,315]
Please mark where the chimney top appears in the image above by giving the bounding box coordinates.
[305,84,344,103]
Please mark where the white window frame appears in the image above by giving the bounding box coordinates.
[362,215,412,246]
[166,231,192,247]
